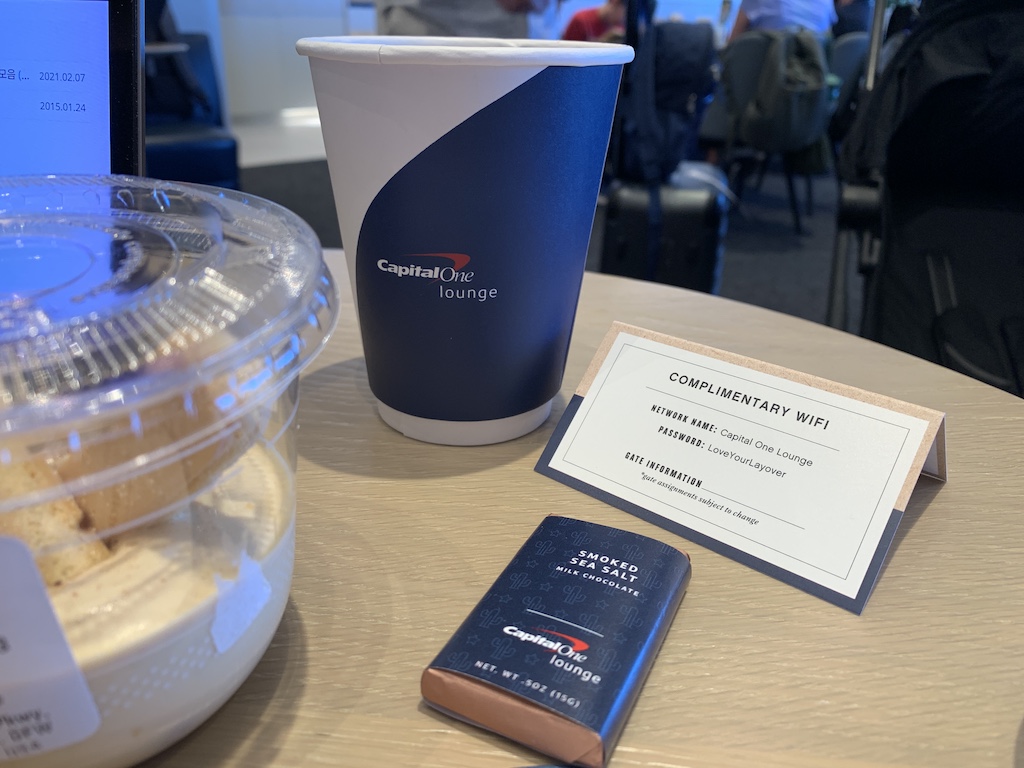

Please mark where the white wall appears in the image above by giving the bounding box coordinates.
[219,0,351,120]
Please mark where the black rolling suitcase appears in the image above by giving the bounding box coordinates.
[601,169,729,293]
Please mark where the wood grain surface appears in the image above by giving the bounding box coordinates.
[142,250,1024,768]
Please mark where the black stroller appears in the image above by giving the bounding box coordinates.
[827,0,1024,396]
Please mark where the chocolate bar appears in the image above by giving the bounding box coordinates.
[421,515,691,767]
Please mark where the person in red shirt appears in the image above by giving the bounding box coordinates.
[561,0,626,42]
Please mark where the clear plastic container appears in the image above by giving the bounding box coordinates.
[0,176,339,767]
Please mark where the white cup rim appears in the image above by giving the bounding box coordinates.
[296,36,635,67]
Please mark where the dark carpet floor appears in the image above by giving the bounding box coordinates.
[240,159,861,327]
[241,160,343,252]
[717,162,851,325]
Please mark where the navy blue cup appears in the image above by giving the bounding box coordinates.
[299,37,633,444]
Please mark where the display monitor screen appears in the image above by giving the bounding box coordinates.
[0,0,141,176]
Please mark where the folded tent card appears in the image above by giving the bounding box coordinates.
[536,322,947,615]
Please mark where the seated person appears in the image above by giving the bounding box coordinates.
[561,0,626,42]
[728,0,837,42]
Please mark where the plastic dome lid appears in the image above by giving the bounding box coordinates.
[0,175,339,513]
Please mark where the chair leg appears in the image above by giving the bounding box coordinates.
[727,156,752,203]
[753,155,769,191]
[826,229,852,329]
[783,164,803,234]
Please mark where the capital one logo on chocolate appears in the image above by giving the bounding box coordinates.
[503,626,589,662]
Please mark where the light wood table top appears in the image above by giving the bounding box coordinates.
[144,249,1024,768]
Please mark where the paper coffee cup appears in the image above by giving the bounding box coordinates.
[297,37,633,445]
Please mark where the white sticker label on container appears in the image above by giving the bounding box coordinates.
[210,552,272,654]
[0,537,101,762]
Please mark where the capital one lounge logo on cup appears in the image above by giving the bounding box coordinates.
[376,252,498,302]
[298,36,634,445]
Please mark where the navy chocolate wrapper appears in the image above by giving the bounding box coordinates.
[421,515,691,767]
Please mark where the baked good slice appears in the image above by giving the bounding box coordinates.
[0,457,111,587]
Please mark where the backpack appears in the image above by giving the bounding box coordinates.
[737,29,830,155]
[611,18,717,185]
[601,0,719,283]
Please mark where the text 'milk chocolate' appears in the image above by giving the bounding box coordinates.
[421,515,691,767]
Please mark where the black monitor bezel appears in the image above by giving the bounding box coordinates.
[108,0,144,175]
